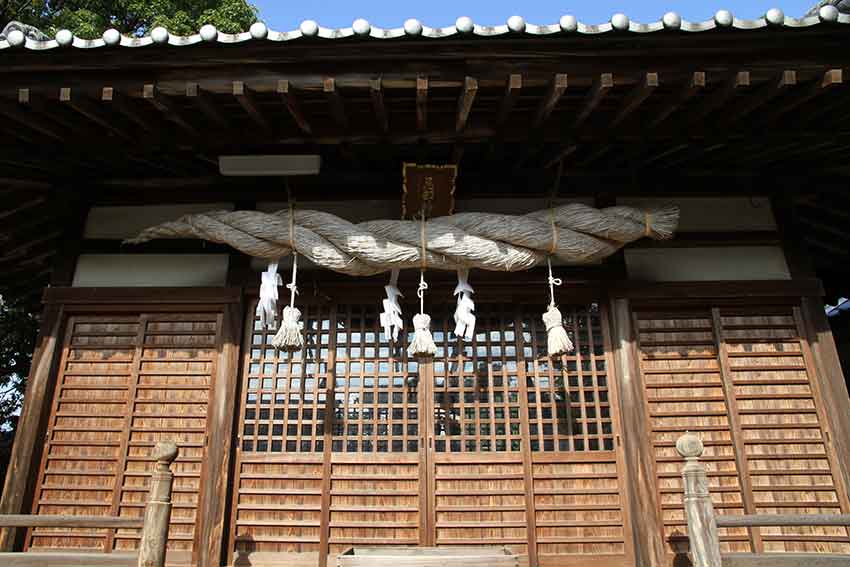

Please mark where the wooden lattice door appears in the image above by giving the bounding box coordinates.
[230,297,632,567]
[27,311,223,563]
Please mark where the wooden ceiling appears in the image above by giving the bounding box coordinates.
[1,26,849,306]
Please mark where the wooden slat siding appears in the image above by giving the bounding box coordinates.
[634,303,850,558]
[721,309,849,553]
[24,312,223,559]
[0,304,65,551]
[634,309,752,555]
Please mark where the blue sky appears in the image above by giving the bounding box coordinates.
[251,1,822,29]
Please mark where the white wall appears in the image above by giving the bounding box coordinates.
[625,247,790,282]
[73,254,229,287]
[617,197,776,232]
[84,203,234,239]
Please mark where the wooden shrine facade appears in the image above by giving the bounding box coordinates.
[0,13,849,567]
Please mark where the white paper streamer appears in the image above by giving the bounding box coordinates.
[453,268,476,340]
[257,261,282,329]
[380,269,404,341]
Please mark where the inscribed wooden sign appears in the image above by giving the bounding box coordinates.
[402,163,457,219]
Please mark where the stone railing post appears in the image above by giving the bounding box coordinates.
[138,442,179,567]
[676,433,722,567]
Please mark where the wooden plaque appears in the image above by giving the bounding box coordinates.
[402,163,457,219]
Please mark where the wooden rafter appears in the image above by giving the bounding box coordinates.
[497,74,522,128]
[143,84,200,138]
[369,78,389,134]
[687,71,750,126]
[323,78,348,131]
[760,68,843,123]
[542,143,579,169]
[233,81,272,136]
[59,87,133,142]
[277,80,312,136]
[416,76,428,132]
[186,83,229,130]
[574,73,614,129]
[609,73,658,129]
[0,94,65,141]
[455,77,478,133]
[722,70,796,127]
[102,87,155,134]
[645,72,705,129]
[532,73,568,128]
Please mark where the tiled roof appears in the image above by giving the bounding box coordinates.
[827,298,850,318]
[1,7,849,51]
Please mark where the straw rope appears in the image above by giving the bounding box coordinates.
[127,203,679,275]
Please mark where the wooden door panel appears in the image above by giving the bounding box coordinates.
[231,298,631,567]
[635,305,850,559]
[29,312,222,559]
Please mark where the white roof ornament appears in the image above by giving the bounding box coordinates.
[455,16,474,33]
[352,18,371,36]
[102,28,122,46]
[404,19,423,35]
[663,12,683,29]
[611,13,630,31]
[150,26,169,44]
[507,16,526,33]
[559,15,578,32]
[766,8,786,25]
[299,20,319,37]
[55,29,74,47]
[715,10,734,27]
[250,22,268,39]
[199,24,218,42]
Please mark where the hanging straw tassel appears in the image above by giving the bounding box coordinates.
[542,258,573,357]
[453,268,476,341]
[380,269,404,341]
[272,203,304,352]
[257,261,283,330]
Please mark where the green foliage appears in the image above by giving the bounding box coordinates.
[0,298,37,432]
[1,0,259,39]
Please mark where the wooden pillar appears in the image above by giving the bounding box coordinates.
[196,299,244,567]
[608,297,667,567]
[138,442,179,567]
[799,296,850,505]
[676,433,721,567]
[0,304,64,551]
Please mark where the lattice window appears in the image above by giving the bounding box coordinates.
[522,303,614,452]
[331,304,419,453]
[431,302,610,453]
[242,304,332,453]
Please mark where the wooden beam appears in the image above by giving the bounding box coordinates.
[369,78,389,134]
[323,77,348,131]
[496,74,522,128]
[455,76,478,133]
[277,79,312,136]
[416,75,428,132]
[761,68,843,123]
[532,73,568,128]
[142,83,200,138]
[645,71,705,129]
[233,81,272,136]
[609,73,658,129]
[0,96,65,141]
[101,87,155,134]
[59,87,133,142]
[687,71,750,126]
[186,83,229,130]
[542,142,580,169]
[722,70,797,127]
[574,73,614,129]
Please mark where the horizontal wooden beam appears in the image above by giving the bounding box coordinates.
[0,515,143,529]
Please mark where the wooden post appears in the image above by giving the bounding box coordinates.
[676,433,721,567]
[0,304,64,551]
[138,442,179,567]
[608,298,667,567]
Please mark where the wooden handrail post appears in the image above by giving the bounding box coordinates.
[138,442,179,567]
[676,433,722,567]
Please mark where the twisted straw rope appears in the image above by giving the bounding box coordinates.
[127,203,679,276]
